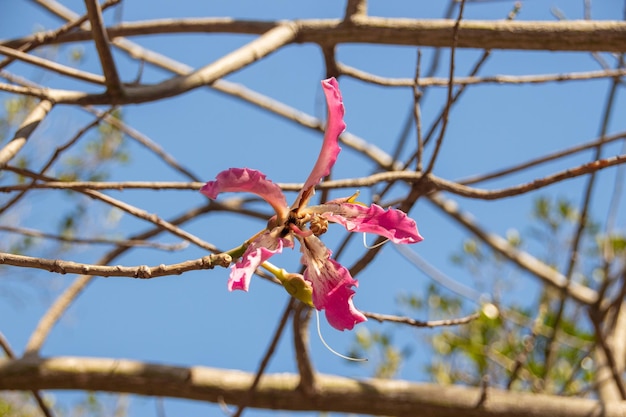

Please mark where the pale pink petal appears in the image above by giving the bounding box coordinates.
[299,235,366,331]
[292,78,346,211]
[316,203,423,244]
[201,168,289,220]
[229,230,293,291]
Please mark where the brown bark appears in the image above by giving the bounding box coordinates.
[1,356,623,417]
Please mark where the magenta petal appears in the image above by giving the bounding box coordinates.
[201,168,289,220]
[321,203,423,244]
[300,235,366,331]
[317,259,367,331]
[229,230,292,291]
[292,78,346,210]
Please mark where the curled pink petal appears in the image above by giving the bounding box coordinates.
[299,235,366,331]
[292,78,346,210]
[321,265,366,331]
[229,230,292,291]
[318,203,423,244]
[201,168,289,220]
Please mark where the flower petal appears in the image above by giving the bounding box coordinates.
[318,259,367,331]
[292,78,346,210]
[201,168,289,220]
[318,203,423,244]
[300,235,366,331]
[229,230,292,291]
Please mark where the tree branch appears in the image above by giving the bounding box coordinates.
[338,63,626,87]
[0,252,231,278]
[1,356,624,417]
[0,100,53,166]
[6,18,626,52]
[426,193,598,305]
[23,204,215,355]
[83,0,123,95]
[0,44,105,84]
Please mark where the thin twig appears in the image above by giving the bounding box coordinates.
[4,166,219,252]
[0,251,231,278]
[413,51,424,172]
[2,153,623,200]
[425,0,466,175]
[339,64,626,88]
[431,154,626,200]
[5,22,300,105]
[232,299,294,417]
[542,55,625,388]
[82,106,202,181]
[25,2,396,170]
[0,0,121,71]
[0,225,188,251]
[83,0,123,95]
[458,131,626,185]
[0,106,116,216]
[24,203,213,355]
[426,193,598,306]
[0,44,105,84]
[588,308,626,399]
[363,311,480,327]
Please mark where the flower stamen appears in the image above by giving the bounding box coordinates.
[362,233,390,249]
[316,310,367,362]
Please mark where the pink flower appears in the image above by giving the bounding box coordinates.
[201,78,423,331]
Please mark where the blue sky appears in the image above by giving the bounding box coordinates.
[1,1,625,416]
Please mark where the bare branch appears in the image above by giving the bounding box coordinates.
[0,333,56,417]
[0,44,105,84]
[3,152,623,201]
[232,299,294,417]
[0,252,231,278]
[9,5,398,170]
[364,311,480,327]
[339,63,626,87]
[0,23,299,105]
[24,204,214,355]
[4,166,218,252]
[423,0,465,175]
[0,100,53,166]
[82,106,201,181]
[0,225,188,251]
[459,131,626,185]
[1,356,625,417]
[83,0,123,94]
[0,0,120,71]
[433,154,626,200]
[6,18,626,52]
[427,194,598,305]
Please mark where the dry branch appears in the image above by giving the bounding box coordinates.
[0,44,105,84]
[0,252,231,278]
[23,204,215,355]
[427,194,598,305]
[0,100,52,166]
[83,0,122,94]
[5,18,626,52]
[0,356,624,417]
[339,64,626,87]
